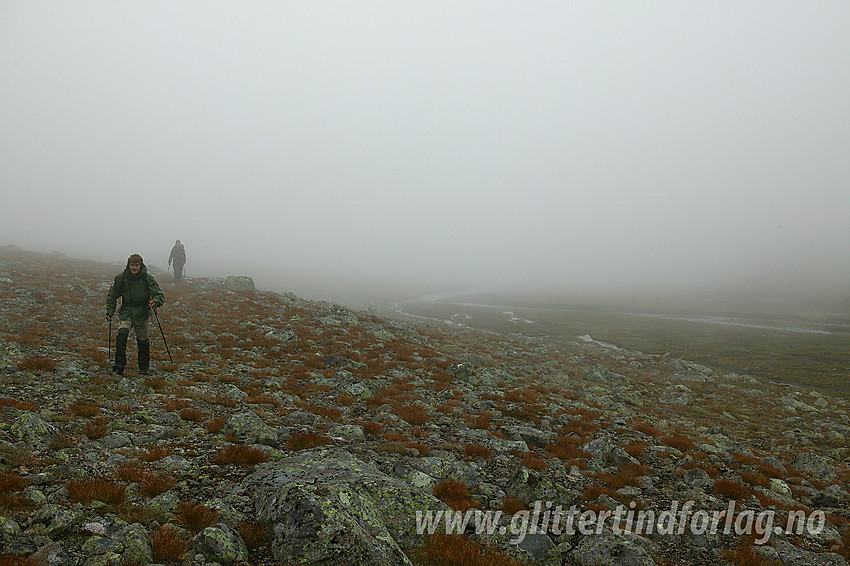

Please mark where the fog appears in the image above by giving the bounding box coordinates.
[2,2,849,305]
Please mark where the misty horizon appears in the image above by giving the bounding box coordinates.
[2,3,849,305]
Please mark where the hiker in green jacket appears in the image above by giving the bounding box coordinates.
[106,254,165,375]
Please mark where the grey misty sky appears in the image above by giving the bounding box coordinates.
[1,1,849,300]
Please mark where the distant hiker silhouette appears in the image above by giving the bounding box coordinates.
[168,240,187,282]
[106,254,165,375]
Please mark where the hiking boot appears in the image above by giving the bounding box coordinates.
[113,328,129,376]
[138,339,150,375]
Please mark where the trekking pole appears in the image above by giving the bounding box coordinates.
[151,304,174,364]
[108,317,112,362]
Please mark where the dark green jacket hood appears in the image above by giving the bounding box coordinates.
[106,265,165,322]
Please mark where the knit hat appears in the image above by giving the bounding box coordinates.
[127,254,144,266]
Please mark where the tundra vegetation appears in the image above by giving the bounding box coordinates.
[0,246,848,565]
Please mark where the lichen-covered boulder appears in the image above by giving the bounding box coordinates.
[30,504,79,537]
[581,436,639,467]
[757,540,848,566]
[816,484,850,507]
[222,411,278,446]
[11,412,58,447]
[119,523,153,564]
[791,452,838,482]
[31,541,72,566]
[585,365,630,385]
[507,467,578,504]
[569,529,658,566]
[240,447,450,565]
[224,276,255,291]
[265,326,298,343]
[193,523,249,566]
[0,516,21,540]
[659,384,694,406]
[500,425,556,448]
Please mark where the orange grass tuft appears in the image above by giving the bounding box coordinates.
[740,471,771,489]
[546,441,591,461]
[211,445,270,467]
[522,457,548,471]
[69,400,101,417]
[176,501,220,534]
[597,463,650,489]
[659,435,696,452]
[722,536,780,566]
[0,473,28,493]
[0,398,38,412]
[358,421,383,436]
[624,442,647,459]
[67,478,126,504]
[463,445,493,461]
[433,479,478,512]
[17,357,58,371]
[305,403,343,422]
[500,496,528,515]
[206,415,229,433]
[395,404,430,426]
[83,416,110,439]
[150,525,188,562]
[633,422,662,437]
[140,472,178,497]
[713,478,753,500]
[178,408,207,422]
[114,461,147,484]
[0,555,38,566]
[286,432,333,451]
[238,521,269,550]
[164,399,191,411]
[139,446,174,462]
[416,534,528,566]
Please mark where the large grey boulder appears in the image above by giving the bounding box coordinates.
[585,365,630,385]
[815,484,850,507]
[581,436,639,467]
[570,529,658,565]
[790,452,838,482]
[193,523,249,566]
[119,523,154,564]
[11,413,58,447]
[501,425,556,448]
[222,411,278,446]
[507,467,578,504]
[240,448,450,565]
[224,276,255,291]
[757,540,848,566]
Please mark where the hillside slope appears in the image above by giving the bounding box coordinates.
[0,247,848,565]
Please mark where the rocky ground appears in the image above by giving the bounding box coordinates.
[0,246,848,566]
